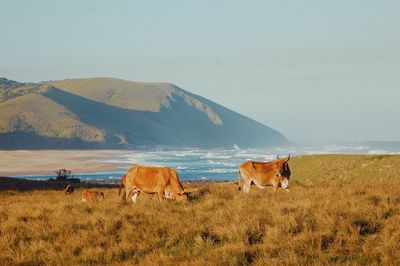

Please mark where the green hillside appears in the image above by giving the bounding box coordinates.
[290,154,400,183]
[0,77,288,149]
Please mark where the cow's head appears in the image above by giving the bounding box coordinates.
[276,154,291,179]
[276,155,291,190]
[64,184,74,195]
[176,191,189,202]
[174,188,198,202]
[164,189,189,202]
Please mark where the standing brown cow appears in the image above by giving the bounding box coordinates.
[121,165,189,203]
[238,155,291,194]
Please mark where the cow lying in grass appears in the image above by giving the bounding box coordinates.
[82,190,105,201]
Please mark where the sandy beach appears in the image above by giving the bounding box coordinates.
[0,150,135,176]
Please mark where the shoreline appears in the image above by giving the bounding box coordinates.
[0,150,134,176]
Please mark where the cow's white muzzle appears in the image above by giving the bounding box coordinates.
[281,180,289,189]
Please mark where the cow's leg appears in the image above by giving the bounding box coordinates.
[273,185,278,196]
[131,191,139,203]
[125,188,131,200]
[158,190,164,202]
[120,189,127,200]
[243,179,252,194]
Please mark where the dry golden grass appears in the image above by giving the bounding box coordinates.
[1,181,400,265]
[1,155,400,265]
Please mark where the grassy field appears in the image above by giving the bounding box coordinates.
[1,154,400,265]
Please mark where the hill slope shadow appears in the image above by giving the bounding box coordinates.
[41,85,289,148]
[43,87,223,147]
[44,87,179,147]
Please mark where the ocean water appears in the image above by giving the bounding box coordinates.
[14,141,400,183]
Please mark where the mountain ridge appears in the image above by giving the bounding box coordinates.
[0,77,289,149]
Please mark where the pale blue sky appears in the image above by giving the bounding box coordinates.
[1,0,399,141]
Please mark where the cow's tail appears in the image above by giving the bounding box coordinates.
[118,174,126,196]
[237,169,242,191]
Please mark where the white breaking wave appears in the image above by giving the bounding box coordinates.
[204,168,236,173]
[206,160,236,167]
[367,150,400,155]
[174,149,205,157]
[201,153,232,159]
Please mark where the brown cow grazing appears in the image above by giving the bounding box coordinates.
[238,155,291,194]
[122,165,189,203]
[64,184,74,195]
[82,190,105,202]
